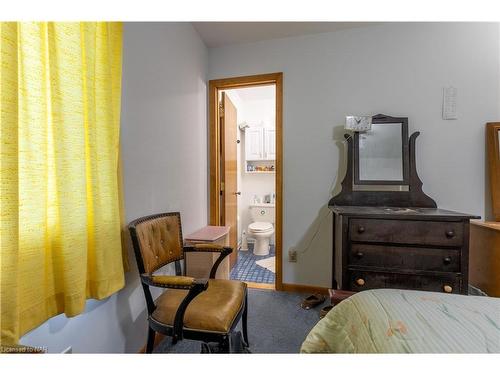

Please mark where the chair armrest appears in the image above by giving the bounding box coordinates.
[141,274,206,290]
[172,280,209,343]
[142,273,209,343]
[184,243,231,253]
[184,244,233,279]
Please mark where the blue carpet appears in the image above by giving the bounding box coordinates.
[155,288,328,353]
[230,244,275,284]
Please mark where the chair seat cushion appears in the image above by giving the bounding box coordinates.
[152,279,247,333]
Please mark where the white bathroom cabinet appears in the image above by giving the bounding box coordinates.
[245,127,275,161]
[264,128,275,160]
[245,127,264,160]
[244,127,276,173]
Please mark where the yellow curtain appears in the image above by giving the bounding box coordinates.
[0,22,125,346]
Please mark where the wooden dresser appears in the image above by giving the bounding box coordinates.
[331,206,479,295]
[329,115,480,295]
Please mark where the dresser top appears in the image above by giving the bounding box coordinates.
[329,205,480,220]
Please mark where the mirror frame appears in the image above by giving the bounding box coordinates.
[353,114,410,186]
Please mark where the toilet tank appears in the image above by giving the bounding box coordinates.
[249,203,275,223]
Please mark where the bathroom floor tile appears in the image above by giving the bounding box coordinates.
[230,243,275,285]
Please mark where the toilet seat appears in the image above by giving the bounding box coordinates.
[248,221,273,233]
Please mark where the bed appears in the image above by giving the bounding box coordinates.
[300,289,500,353]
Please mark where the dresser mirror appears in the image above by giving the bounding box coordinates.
[353,115,409,191]
[330,113,436,208]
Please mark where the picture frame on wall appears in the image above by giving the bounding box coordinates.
[487,122,500,221]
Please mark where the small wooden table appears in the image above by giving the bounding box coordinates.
[184,226,230,279]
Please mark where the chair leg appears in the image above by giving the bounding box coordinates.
[242,294,249,347]
[146,327,156,353]
[220,335,231,353]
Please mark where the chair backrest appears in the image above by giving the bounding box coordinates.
[128,212,184,274]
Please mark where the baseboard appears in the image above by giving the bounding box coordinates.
[245,281,275,290]
[281,283,329,295]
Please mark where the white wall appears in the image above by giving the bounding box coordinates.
[20,22,208,353]
[208,23,500,287]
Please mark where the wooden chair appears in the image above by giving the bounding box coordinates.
[128,212,248,353]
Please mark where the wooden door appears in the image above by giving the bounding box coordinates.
[220,93,239,268]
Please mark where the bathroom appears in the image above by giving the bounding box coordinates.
[222,85,276,286]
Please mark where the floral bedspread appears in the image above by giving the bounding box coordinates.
[301,289,500,353]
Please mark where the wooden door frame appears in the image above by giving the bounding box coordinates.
[209,72,283,291]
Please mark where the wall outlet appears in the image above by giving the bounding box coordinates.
[288,248,297,262]
[62,346,72,354]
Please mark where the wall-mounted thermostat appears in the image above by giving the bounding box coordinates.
[442,86,458,120]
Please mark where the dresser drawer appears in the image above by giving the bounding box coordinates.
[347,270,461,294]
[349,219,464,247]
[349,244,461,272]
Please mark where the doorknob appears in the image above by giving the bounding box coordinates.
[233,192,241,196]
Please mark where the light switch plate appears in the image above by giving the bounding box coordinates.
[345,116,372,131]
[442,86,458,120]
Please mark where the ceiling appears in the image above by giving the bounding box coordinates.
[192,22,380,48]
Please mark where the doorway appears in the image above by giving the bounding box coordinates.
[209,73,283,290]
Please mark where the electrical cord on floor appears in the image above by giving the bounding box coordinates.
[294,134,351,256]
[295,208,332,256]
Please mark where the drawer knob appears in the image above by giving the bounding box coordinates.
[357,226,365,234]
[443,256,452,265]
[443,285,453,293]
[445,230,455,239]
[356,278,365,286]
[355,252,364,259]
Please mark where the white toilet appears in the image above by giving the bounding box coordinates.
[248,203,275,256]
